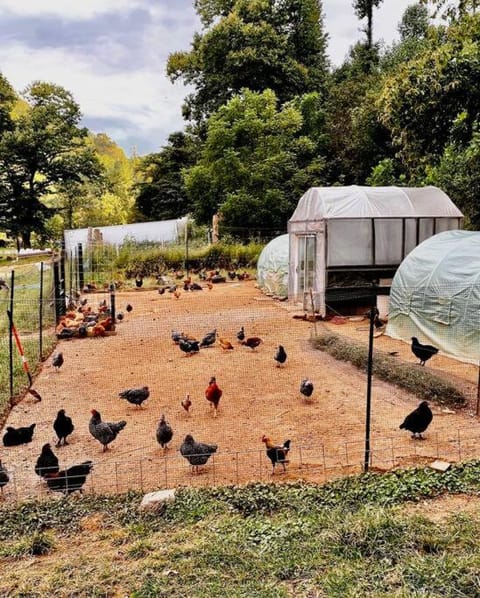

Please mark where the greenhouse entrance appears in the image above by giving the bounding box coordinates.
[297,234,316,303]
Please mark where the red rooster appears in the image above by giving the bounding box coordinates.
[205,376,222,418]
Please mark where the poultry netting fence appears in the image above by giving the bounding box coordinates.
[1,268,480,503]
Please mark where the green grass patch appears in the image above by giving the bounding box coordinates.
[311,332,466,408]
[2,463,480,595]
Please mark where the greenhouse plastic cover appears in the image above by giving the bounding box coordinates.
[387,230,480,363]
[257,234,289,298]
[289,185,463,224]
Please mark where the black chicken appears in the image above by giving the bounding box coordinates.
[156,414,173,449]
[200,329,217,348]
[89,409,127,451]
[126,303,133,313]
[53,409,75,446]
[236,326,245,342]
[35,443,59,477]
[411,337,439,366]
[274,345,287,367]
[52,352,64,372]
[262,436,291,474]
[135,275,143,288]
[0,460,9,494]
[179,338,200,356]
[3,423,36,446]
[119,386,150,408]
[45,461,94,495]
[300,379,314,399]
[399,401,433,439]
[180,434,217,473]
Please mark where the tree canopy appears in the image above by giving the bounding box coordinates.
[0,81,102,246]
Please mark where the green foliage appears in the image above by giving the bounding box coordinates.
[135,132,199,221]
[0,531,55,558]
[0,81,103,246]
[311,332,466,407]
[184,88,325,234]
[167,0,328,123]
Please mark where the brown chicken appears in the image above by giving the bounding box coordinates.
[219,337,234,350]
[205,376,222,417]
[241,337,263,350]
[181,393,192,414]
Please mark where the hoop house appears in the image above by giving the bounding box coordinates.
[387,230,480,363]
[288,186,463,315]
[256,234,289,298]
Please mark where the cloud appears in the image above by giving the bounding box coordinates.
[0,0,147,20]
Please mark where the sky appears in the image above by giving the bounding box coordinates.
[0,0,419,156]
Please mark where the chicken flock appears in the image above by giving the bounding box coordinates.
[0,280,443,499]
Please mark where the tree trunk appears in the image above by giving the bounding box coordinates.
[21,230,31,249]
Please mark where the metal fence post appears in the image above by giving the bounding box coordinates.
[8,269,15,402]
[78,243,84,290]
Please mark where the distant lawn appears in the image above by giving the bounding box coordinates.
[1,461,480,596]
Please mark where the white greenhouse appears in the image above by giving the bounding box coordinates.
[287,186,463,315]
[256,234,289,298]
[387,230,480,363]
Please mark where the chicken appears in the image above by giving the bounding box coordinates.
[236,326,245,342]
[89,409,127,451]
[274,345,287,367]
[190,282,203,291]
[119,386,150,408]
[399,401,433,439]
[126,303,133,313]
[116,312,124,322]
[411,337,439,366]
[156,414,173,449]
[181,393,192,414]
[173,289,181,299]
[219,337,234,350]
[0,460,9,495]
[200,329,217,348]
[3,423,36,446]
[180,434,218,473]
[158,287,166,295]
[52,352,64,372]
[227,270,237,280]
[300,378,314,399]
[179,338,200,356]
[135,275,144,288]
[35,443,59,477]
[205,376,222,417]
[45,461,94,495]
[53,409,74,446]
[241,337,262,350]
[262,436,291,474]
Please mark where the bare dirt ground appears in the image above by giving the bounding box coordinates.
[2,280,480,500]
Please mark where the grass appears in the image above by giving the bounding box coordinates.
[311,332,466,408]
[2,462,480,595]
[0,260,57,412]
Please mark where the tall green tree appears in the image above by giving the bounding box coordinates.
[135,131,199,221]
[352,0,384,52]
[0,82,102,246]
[183,88,325,237]
[167,0,329,124]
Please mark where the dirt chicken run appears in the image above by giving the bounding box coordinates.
[2,280,480,500]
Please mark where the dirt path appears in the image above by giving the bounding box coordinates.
[2,281,480,500]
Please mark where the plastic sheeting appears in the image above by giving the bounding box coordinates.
[387,230,480,363]
[256,234,289,298]
[289,185,463,224]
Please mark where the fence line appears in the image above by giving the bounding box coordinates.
[3,426,480,502]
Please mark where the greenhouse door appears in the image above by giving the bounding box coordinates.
[297,235,316,297]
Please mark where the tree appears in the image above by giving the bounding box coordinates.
[377,13,480,180]
[420,0,480,22]
[352,0,384,52]
[0,82,102,246]
[183,89,325,237]
[135,132,199,221]
[167,0,329,123]
[398,3,430,41]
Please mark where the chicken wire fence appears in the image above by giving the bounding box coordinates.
[0,262,57,411]
[3,425,480,502]
[1,259,480,502]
